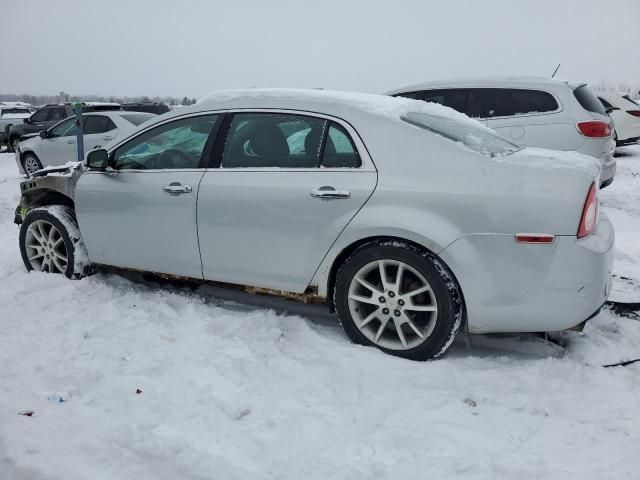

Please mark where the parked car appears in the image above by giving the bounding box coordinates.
[0,102,33,149]
[14,90,613,360]
[122,102,171,115]
[15,111,155,176]
[7,102,122,152]
[387,77,616,187]
[596,92,640,146]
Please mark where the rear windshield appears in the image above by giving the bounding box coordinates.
[402,112,522,157]
[120,113,155,126]
[574,86,607,115]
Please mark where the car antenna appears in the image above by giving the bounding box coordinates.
[551,64,561,78]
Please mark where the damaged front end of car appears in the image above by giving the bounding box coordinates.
[14,162,84,225]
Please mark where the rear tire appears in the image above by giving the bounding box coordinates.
[334,240,464,361]
[19,206,93,279]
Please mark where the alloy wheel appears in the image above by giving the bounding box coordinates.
[24,220,68,274]
[12,139,20,151]
[347,259,438,350]
[24,156,40,176]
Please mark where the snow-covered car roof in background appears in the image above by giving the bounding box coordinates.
[385,76,586,95]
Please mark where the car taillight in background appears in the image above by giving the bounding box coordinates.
[626,110,640,117]
[577,182,599,238]
[576,121,611,138]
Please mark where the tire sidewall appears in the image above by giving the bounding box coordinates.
[334,244,459,360]
[19,209,76,278]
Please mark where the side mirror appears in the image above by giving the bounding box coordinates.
[605,106,620,114]
[39,130,49,139]
[23,117,31,124]
[86,149,109,170]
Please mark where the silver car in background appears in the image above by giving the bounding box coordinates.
[15,90,614,360]
[15,111,156,176]
[387,77,617,187]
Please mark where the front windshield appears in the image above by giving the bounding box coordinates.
[402,112,522,157]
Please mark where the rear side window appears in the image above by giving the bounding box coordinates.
[402,112,522,157]
[222,113,327,168]
[479,89,559,117]
[83,115,117,134]
[573,86,607,115]
[1,108,30,116]
[322,123,361,168]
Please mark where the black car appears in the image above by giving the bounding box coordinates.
[6,102,122,152]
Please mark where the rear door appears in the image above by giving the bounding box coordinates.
[75,114,221,278]
[197,111,377,293]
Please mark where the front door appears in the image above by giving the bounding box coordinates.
[75,114,221,278]
[41,117,78,165]
[197,112,377,293]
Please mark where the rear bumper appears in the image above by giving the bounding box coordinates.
[600,154,616,188]
[439,213,614,334]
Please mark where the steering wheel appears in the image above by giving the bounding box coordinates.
[156,149,193,169]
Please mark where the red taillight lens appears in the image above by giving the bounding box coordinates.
[576,121,611,137]
[577,183,598,238]
[626,110,640,117]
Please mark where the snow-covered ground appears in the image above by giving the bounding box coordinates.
[0,149,639,480]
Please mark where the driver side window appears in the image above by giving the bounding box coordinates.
[49,118,77,138]
[112,114,219,170]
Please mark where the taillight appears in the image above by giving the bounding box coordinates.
[626,110,640,117]
[576,121,611,137]
[577,182,598,238]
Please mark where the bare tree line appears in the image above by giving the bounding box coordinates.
[0,93,198,106]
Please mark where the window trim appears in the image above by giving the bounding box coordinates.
[208,108,374,172]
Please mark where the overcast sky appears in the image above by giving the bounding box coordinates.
[2,0,639,98]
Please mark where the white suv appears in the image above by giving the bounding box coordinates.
[387,77,616,187]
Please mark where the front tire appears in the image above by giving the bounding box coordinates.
[19,206,92,279]
[22,153,43,177]
[334,241,463,361]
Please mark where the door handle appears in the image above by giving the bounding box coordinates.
[310,186,351,199]
[163,182,193,194]
[66,139,75,144]
[103,136,113,141]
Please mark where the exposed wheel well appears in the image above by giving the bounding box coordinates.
[24,189,74,210]
[326,236,466,318]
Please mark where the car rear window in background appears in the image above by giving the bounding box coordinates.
[1,108,30,116]
[402,112,522,157]
[478,89,559,117]
[121,113,155,126]
[573,86,607,115]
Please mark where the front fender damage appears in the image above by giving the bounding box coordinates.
[14,161,84,225]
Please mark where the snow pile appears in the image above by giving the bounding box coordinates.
[0,152,639,479]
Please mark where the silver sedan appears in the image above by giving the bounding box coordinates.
[14,90,614,360]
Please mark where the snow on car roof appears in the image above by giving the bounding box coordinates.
[195,88,491,129]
